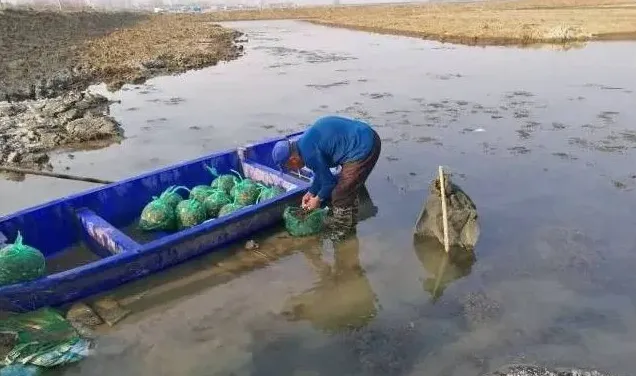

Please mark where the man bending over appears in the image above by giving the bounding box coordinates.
[271,115,382,238]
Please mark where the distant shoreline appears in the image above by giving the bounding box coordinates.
[206,0,636,47]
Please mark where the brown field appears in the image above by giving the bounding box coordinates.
[206,0,636,46]
[0,9,243,101]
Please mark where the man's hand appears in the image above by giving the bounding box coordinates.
[302,192,314,208]
[303,196,321,211]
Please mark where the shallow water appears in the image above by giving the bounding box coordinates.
[2,20,636,376]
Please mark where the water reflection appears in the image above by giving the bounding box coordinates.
[282,235,378,333]
[282,186,380,333]
[413,236,476,302]
[356,185,378,222]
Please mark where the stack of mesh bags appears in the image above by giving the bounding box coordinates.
[138,166,288,232]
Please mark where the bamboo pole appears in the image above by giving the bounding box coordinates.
[0,166,114,185]
[438,166,450,253]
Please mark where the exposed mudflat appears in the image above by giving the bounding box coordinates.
[0,9,244,102]
[0,8,244,172]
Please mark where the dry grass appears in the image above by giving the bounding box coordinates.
[80,14,243,90]
[206,0,636,46]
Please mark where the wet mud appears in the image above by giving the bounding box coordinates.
[0,91,123,171]
[0,9,244,102]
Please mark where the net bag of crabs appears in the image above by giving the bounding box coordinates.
[206,165,240,195]
[282,206,328,237]
[218,201,246,217]
[257,185,286,203]
[203,190,233,218]
[0,231,46,286]
[189,184,217,204]
[230,173,263,206]
[176,199,207,229]
[139,186,189,232]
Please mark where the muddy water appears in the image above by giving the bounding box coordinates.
[2,20,636,376]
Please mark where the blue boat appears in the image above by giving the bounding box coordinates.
[0,132,313,313]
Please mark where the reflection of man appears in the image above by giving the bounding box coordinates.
[271,116,382,239]
[282,235,378,333]
[413,236,476,302]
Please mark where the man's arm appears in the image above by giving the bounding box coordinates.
[308,168,321,197]
[310,152,338,203]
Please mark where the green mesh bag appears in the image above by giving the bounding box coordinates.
[234,184,262,206]
[257,185,286,203]
[0,232,46,286]
[230,173,263,206]
[206,165,240,194]
[283,206,328,237]
[203,190,232,218]
[157,185,189,209]
[138,186,189,232]
[218,202,246,217]
[189,185,217,204]
[176,199,207,229]
[0,307,91,368]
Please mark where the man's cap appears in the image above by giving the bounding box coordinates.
[272,140,291,168]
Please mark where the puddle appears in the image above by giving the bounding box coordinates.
[45,242,102,275]
[2,19,636,376]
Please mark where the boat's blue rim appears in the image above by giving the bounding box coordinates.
[0,130,306,223]
[0,147,237,222]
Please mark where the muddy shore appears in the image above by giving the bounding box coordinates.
[0,8,244,172]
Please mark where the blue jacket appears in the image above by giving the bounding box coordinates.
[297,116,376,202]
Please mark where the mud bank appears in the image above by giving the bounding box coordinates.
[0,9,244,101]
[0,9,245,172]
[0,92,123,173]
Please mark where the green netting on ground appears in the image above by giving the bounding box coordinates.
[0,232,46,287]
[0,365,42,376]
[189,185,217,204]
[218,202,246,217]
[176,199,207,229]
[203,190,232,218]
[283,207,328,237]
[206,166,239,194]
[257,185,286,203]
[0,308,91,368]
